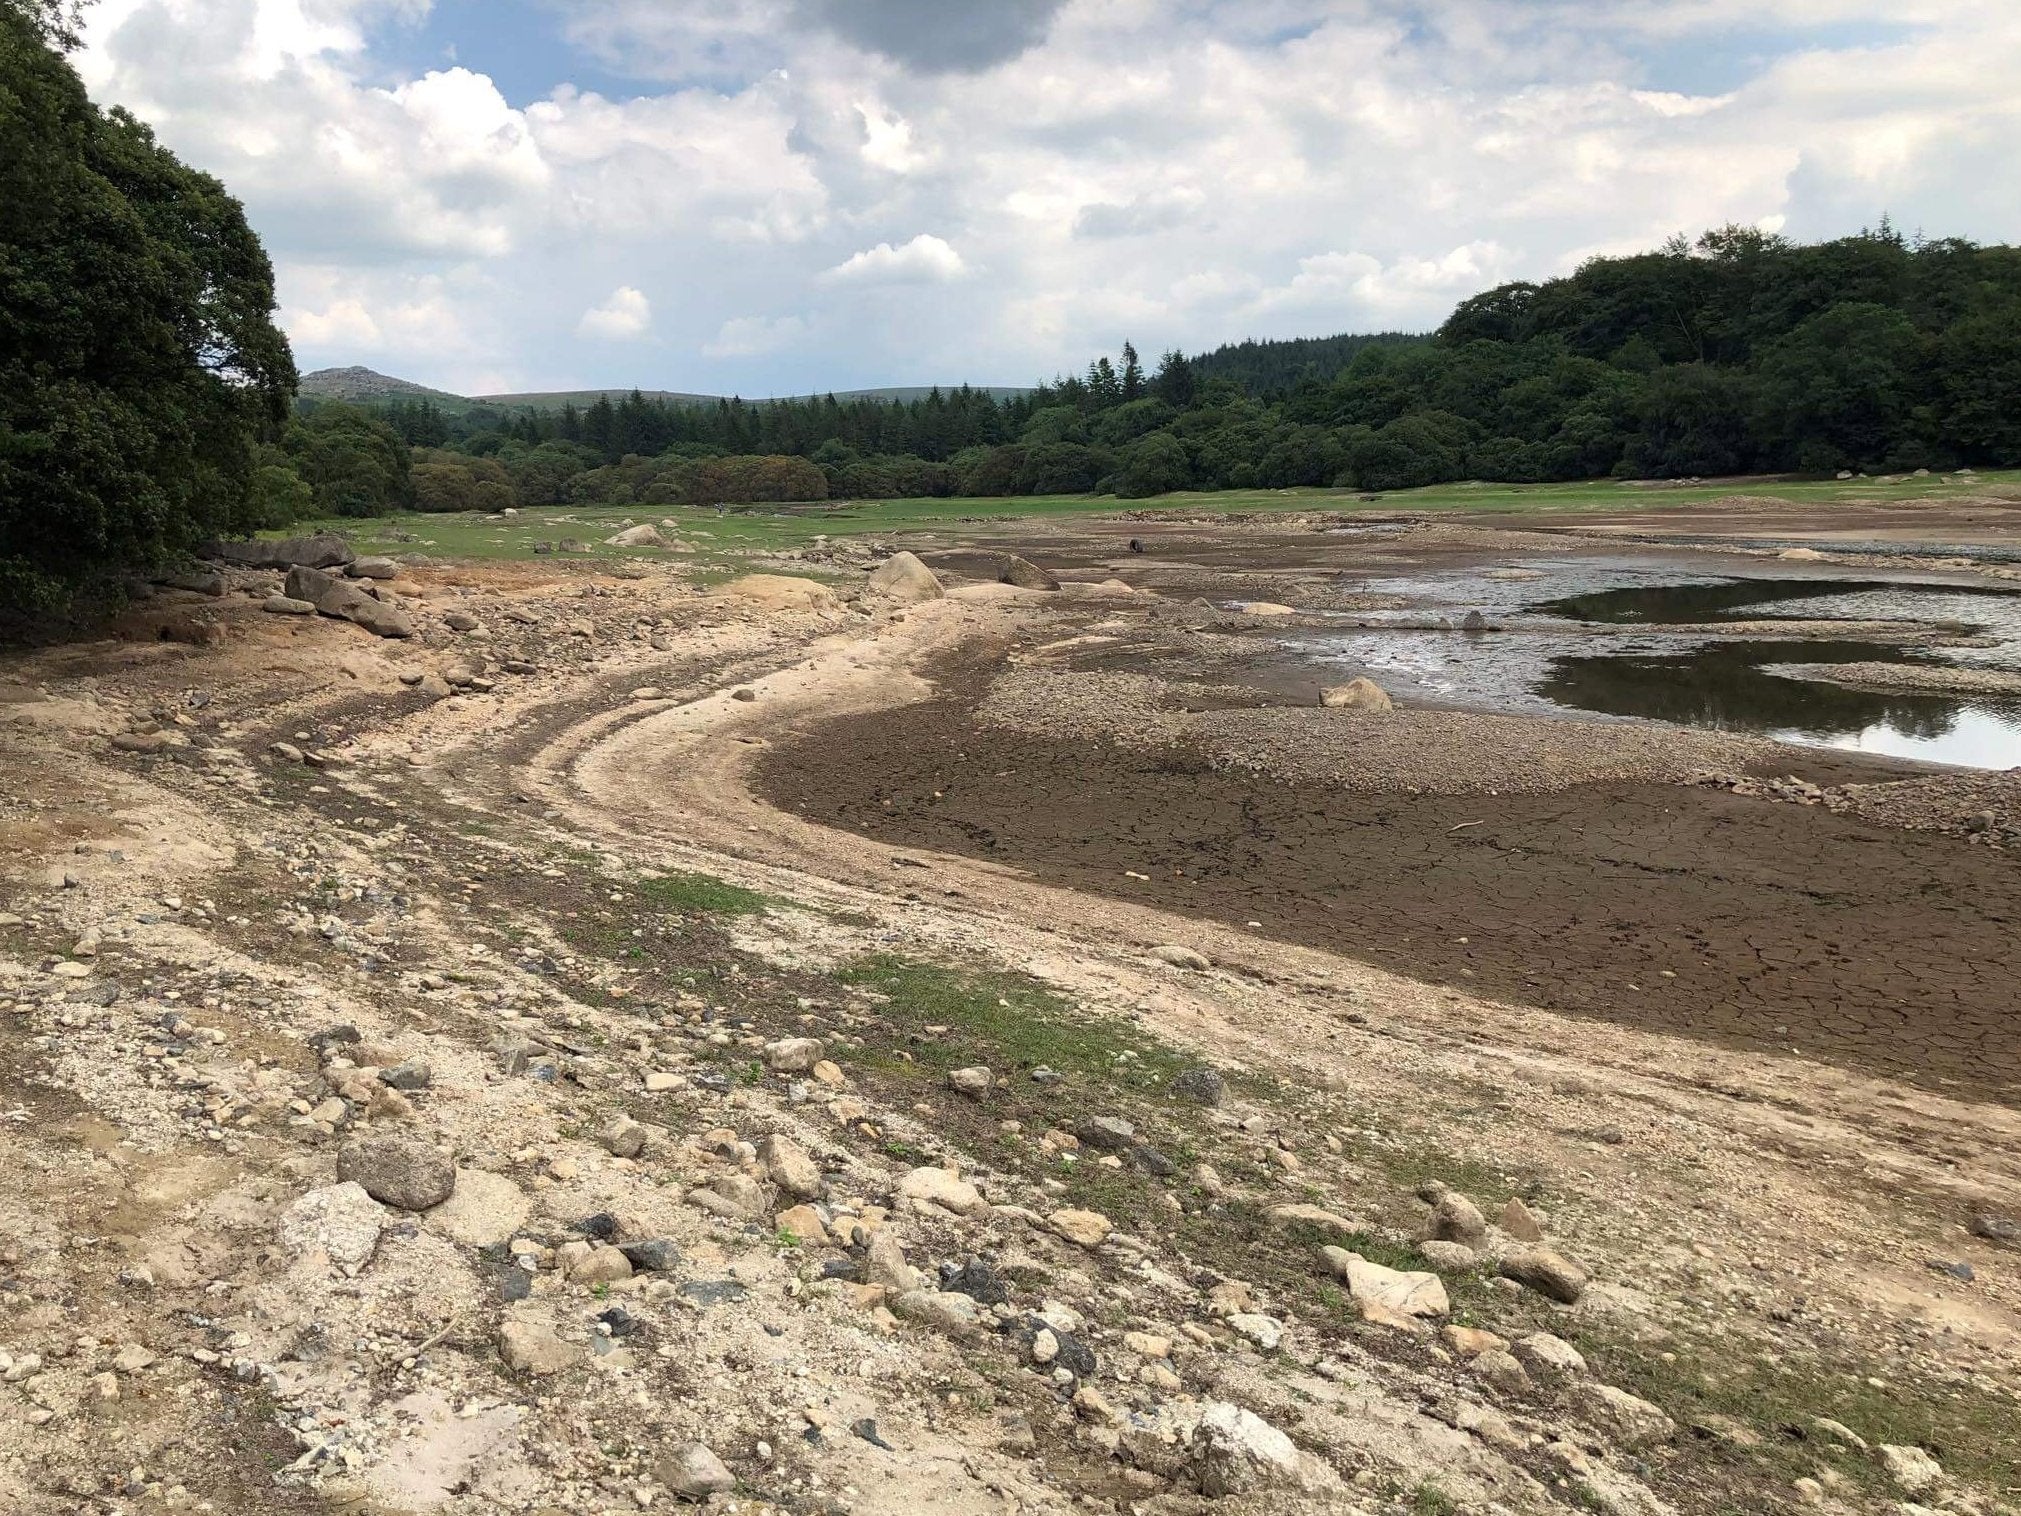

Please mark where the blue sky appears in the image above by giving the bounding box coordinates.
[73,0,2021,397]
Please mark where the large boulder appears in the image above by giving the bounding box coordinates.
[211,534,354,570]
[319,581,414,639]
[866,551,944,604]
[999,554,1060,591]
[605,524,668,548]
[714,575,841,613]
[1321,677,1392,712]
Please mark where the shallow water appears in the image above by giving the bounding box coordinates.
[1295,561,2021,769]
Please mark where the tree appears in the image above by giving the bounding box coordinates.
[1120,341,1145,402]
[283,405,409,516]
[1,2,297,607]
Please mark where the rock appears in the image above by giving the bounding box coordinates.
[1270,1203,1359,1233]
[898,1167,986,1217]
[1077,1116,1136,1151]
[1048,1208,1113,1248]
[337,1136,457,1211]
[1323,1249,1449,1319]
[379,1058,432,1091]
[1227,1313,1284,1350]
[498,1318,574,1376]
[1149,943,1210,970]
[620,1238,681,1273]
[861,1229,917,1292]
[1878,1445,1945,1496]
[892,1289,982,1338]
[1969,1213,2019,1244]
[213,533,354,570]
[714,575,841,613]
[699,1172,773,1220]
[1512,1331,1587,1383]
[1170,1067,1225,1106]
[1321,677,1392,711]
[605,525,668,548]
[947,1065,993,1097]
[1470,1348,1530,1394]
[757,1134,823,1198]
[763,1036,823,1073]
[1190,1402,1316,1497]
[1030,1327,1059,1364]
[569,1244,633,1285]
[600,1116,648,1159]
[999,554,1060,591]
[1574,1384,1675,1448]
[319,581,413,638]
[442,610,480,632]
[1241,601,1297,616]
[774,1205,830,1245]
[1418,1240,1477,1271]
[657,1443,735,1500]
[1778,547,1825,561]
[426,1169,530,1248]
[1441,1325,1506,1358]
[866,550,944,604]
[345,556,399,580]
[1499,1247,1588,1303]
[1500,1196,1546,1242]
[1430,1192,1488,1248]
[277,1182,386,1273]
[263,596,316,615]
[284,564,338,602]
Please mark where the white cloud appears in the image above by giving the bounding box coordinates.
[820,233,966,285]
[578,286,655,339]
[702,314,810,357]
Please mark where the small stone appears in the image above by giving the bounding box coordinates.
[1499,1247,1588,1304]
[1031,1327,1059,1364]
[892,1289,982,1338]
[278,1182,386,1273]
[619,1238,681,1274]
[758,1134,823,1198]
[1149,944,1210,971]
[379,1058,432,1091]
[898,1166,985,1217]
[764,1037,823,1073]
[775,1205,830,1245]
[947,1065,992,1097]
[861,1230,916,1292]
[1574,1383,1675,1448]
[599,1117,648,1159]
[1124,1331,1172,1358]
[1430,1192,1488,1247]
[656,1443,735,1499]
[443,610,480,632]
[1418,1240,1477,1271]
[1500,1196,1546,1242]
[1511,1331,1587,1384]
[1322,1248,1449,1320]
[1470,1348,1529,1394]
[263,596,316,615]
[498,1318,574,1376]
[1877,1444,1945,1497]
[1075,1116,1136,1151]
[569,1244,634,1286]
[1047,1208,1113,1248]
[337,1136,456,1211]
[1170,1067,1225,1105]
[1226,1313,1283,1351]
[1441,1325,1506,1358]
[1969,1213,2019,1244]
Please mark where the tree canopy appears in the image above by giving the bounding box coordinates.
[0,1,296,607]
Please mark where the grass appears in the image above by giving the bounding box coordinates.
[634,871,773,917]
[283,468,2021,571]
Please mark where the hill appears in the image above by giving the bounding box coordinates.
[298,366,466,405]
[299,369,1032,413]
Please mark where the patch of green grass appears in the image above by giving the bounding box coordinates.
[635,871,773,917]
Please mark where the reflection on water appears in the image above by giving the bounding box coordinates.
[1303,564,2021,770]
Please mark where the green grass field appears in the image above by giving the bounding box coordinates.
[295,469,2021,571]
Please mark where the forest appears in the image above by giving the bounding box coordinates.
[282,225,2021,520]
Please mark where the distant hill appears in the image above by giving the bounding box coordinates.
[298,368,1030,413]
[1189,331,1428,395]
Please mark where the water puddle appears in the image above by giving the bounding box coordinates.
[1299,562,2021,769]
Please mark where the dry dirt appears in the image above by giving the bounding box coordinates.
[2,504,2020,1516]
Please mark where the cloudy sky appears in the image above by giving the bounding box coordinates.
[73,0,2021,397]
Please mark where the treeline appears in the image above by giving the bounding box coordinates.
[278,225,2021,522]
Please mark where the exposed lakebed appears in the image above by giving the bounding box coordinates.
[1294,563,2021,769]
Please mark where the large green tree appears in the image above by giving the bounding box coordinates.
[0,0,296,607]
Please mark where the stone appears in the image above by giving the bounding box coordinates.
[699,1172,773,1220]
[999,554,1060,591]
[346,556,399,580]
[1048,1208,1113,1248]
[1170,1066,1225,1105]
[1877,1445,1944,1497]
[379,1058,432,1091]
[1430,1192,1488,1248]
[861,1230,917,1292]
[337,1136,457,1211]
[1500,1196,1546,1242]
[1499,1247,1588,1304]
[775,1205,830,1245]
[1321,678,1392,712]
[600,1116,648,1159]
[605,525,668,548]
[1512,1331,1587,1384]
[1323,1249,1449,1319]
[1190,1402,1309,1497]
[714,575,841,613]
[498,1318,574,1376]
[263,596,316,615]
[1574,1384,1675,1448]
[947,1065,993,1097]
[426,1169,530,1248]
[1227,1313,1284,1350]
[326,583,413,638]
[1471,1348,1530,1394]
[1969,1213,2019,1244]
[277,1182,386,1273]
[569,1245,634,1286]
[898,1166,985,1217]
[1124,1331,1172,1358]
[443,610,480,632]
[1149,944,1210,970]
[892,1289,982,1338]
[1267,1203,1358,1233]
[1076,1115,1136,1151]
[1418,1240,1477,1271]
[764,1036,823,1073]
[656,1443,735,1500]
[866,550,944,604]
[620,1238,681,1273]
[757,1134,823,1198]
[1441,1325,1507,1358]
[1241,601,1297,616]
[213,533,353,570]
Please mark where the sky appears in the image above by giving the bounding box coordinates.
[71,0,2021,398]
